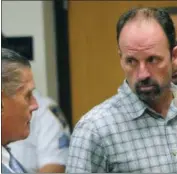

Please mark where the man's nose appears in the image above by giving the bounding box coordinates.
[30,96,39,112]
[137,64,151,81]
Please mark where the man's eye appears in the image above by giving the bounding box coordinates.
[126,58,137,65]
[26,93,32,100]
[148,56,159,64]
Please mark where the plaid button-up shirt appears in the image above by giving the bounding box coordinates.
[66,81,177,173]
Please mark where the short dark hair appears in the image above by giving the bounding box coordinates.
[116,7,176,52]
[2,48,31,96]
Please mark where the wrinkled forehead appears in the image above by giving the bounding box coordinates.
[18,68,35,92]
[119,19,169,50]
[120,18,162,38]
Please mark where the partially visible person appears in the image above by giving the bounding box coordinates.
[8,90,70,173]
[66,7,177,173]
[2,32,71,173]
[2,48,38,173]
[172,41,177,103]
[172,41,177,85]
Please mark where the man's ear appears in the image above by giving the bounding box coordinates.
[172,46,177,62]
[117,47,122,57]
[118,49,124,69]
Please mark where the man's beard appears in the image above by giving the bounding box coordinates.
[135,78,161,102]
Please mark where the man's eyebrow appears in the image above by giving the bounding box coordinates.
[25,87,36,95]
[29,87,36,93]
[125,55,137,59]
[32,87,36,91]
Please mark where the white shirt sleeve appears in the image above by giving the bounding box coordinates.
[36,106,70,167]
[32,91,70,168]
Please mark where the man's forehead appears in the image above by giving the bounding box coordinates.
[19,68,35,92]
[119,20,168,51]
[18,80,35,93]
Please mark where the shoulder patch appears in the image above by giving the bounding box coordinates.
[49,105,68,128]
[59,133,70,149]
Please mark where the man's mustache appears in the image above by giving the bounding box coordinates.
[135,78,171,91]
[135,78,158,88]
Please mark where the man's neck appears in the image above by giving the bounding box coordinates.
[2,133,10,146]
[147,89,173,118]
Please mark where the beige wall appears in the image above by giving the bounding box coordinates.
[2,1,58,102]
[68,1,177,125]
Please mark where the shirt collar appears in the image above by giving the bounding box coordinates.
[171,83,177,98]
[2,146,10,167]
[118,80,177,120]
[167,83,177,121]
[118,80,147,120]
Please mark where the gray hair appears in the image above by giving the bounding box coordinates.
[2,48,31,96]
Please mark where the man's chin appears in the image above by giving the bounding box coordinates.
[136,90,160,102]
[21,133,29,140]
[138,95,157,102]
[21,128,30,140]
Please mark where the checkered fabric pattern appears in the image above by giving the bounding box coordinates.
[66,81,177,173]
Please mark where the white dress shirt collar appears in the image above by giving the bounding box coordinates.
[2,146,14,173]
